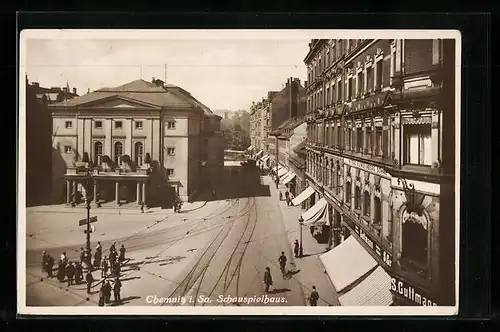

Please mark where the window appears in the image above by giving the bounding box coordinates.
[348,77,353,100]
[374,196,382,224]
[366,66,373,92]
[64,145,72,154]
[376,60,383,90]
[401,210,428,266]
[366,127,372,153]
[356,128,363,152]
[135,121,143,130]
[65,121,72,129]
[94,141,103,165]
[332,83,336,103]
[354,186,361,210]
[94,121,103,129]
[167,168,175,177]
[167,147,176,156]
[326,87,330,105]
[345,181,352,204]
[347,128,352,150]
[337,125,341,148]
[357,71,364,97]
[135,142,144,166]
[167,121,176,130]
[363,191,371,217]
[337,80,342,101]
[115,121,123,129]
[336,166,341,195]
[404,124,432,165]
[375,127,383,156]
[114,142,123,165]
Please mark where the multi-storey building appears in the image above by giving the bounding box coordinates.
[49,78,223,207]
[25,77,79,205]
[296,39,456,307]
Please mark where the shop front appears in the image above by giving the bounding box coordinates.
[390,275,438,306]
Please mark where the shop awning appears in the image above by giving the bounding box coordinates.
[255,150,263,157]
[291,186,315,206]
[261,154,270,162]
[319,236,378,292]
[277,168,288,177]
[247,145,254,151]
[282,172,296,185]
[301,197,328,226]
[338,266,393,306]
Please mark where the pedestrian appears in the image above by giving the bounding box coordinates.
[74,262,82,284]
[85,271,94,294]
[285,191,290,206]
[263,267,273,293]
[41,250,47,273]
[101,256,109,278]
[96,241,102,255]
[309,286,319,306]
[45,254,54,278]
[61,252,68,265]
[109,252,116,274]
[294,240,300,258]
[278,251,287,275]
[102,280,112,304]
[66,262,75,286]
[79,247,85,263]
[140,202,144,213]
[57,260,65,282]
[119,245,126,264]
[113,277,122,302]
[98,286,105,307]
[113,261,121,277]
[94,249,101,268]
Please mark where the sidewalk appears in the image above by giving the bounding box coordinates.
[265,175,340,306]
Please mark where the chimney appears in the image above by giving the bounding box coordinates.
[73,88,77,95]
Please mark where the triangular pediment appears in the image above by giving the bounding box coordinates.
[79,95,160,109]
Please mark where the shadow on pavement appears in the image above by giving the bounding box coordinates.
[269,288,291,294]
[283,269,301,280]
[109,296,141,306]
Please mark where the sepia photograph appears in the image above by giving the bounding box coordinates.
[18,29,461,315]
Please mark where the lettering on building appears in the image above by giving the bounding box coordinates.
[354,225,392,266]
[390,277,438,306]
[344,158,389,178]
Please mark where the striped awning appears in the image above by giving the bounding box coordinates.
[319,236,378,292]
[261,154,270,162]
[301,198,328,226]
[255,150,263,157]
[247,145,254,151]
[282,172,296,185]
[291,186,315,206]
[277,168,288,177]
[338,266,393,306]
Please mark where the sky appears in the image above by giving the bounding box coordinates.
[23,36,309,111]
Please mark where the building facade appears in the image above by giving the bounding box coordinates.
[49,78,223,207]
[302,39,456,306]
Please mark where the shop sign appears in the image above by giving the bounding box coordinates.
[353,224,393,267]
[390,276,438,306]
[344,158,389,178]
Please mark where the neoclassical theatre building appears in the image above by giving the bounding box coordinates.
[299,39,456,306]
[50,78,224,207]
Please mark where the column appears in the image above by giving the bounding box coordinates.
[431,110,440,166]
[142,182,147,206]
[72,181,77,203]
[394,113,401,165]
[136,182,141,204]
[66,180,71,204]
[93,180,97,203]
[115,181,120,205]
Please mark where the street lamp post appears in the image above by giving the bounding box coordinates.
[82,172,93,270]
[298,216,304,257]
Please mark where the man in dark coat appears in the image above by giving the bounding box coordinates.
[66,262,75,286]
[57,260,66,282]
[74,262,82,284]
[109,251,117,274]
[85,271,94,294]
[118,245,126,264]
[309,286,319,306]
[278,251,287,274]
[45,254,54,278]
[113,261,121,277]
[263,267,273,293]
[94,248,102,268]
[113,277,122,302]
[294,240,300,258]
[102,280,112,304]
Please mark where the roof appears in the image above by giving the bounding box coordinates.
[49,79,212,112]
[271,117,306,136]
[292,139,308,154]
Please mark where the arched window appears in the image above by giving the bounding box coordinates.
[114,142,123,166]
[363,191,371,217]
[354,186,361,210]
[374,196,382,224]
[401,210,428,266]
[135,142,144,166]
[94,141,103,165]
[346,181,352,204]
[336,164,341,194]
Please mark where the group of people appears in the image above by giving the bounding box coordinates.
[261,251,319,306]
[41,241,128,305]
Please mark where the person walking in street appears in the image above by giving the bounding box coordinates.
[109,251,117,275]
[98,285,105,307]
[66,262,75,286]
[57,260,65,282]
[74,262,82,285]
[119,245,126,264]
[278,251,287,275]
[96,241,102,255]
[102,279,112,304]
[110,242,116,254]
[79,247,85,264]
[294,240,300,258]
[61,252,68,265]
[85,270,94,294]
[113,277,122,303]
[94,249,101,268]
[285,191,291,206]
[45,254,54,278]
[101,256,109,278]
[263,267,273,293]
[309,286,319,306]
[113,260,121,277]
